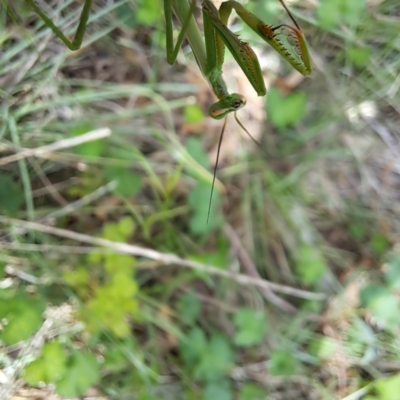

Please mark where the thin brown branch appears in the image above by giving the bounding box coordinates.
[0,216,327,301]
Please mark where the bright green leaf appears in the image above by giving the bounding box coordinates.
[118,216,135,237]
[317,1,341,30]
[56,351,100,398]
[233,308,267,347]
[347,47,371,68]
[24,341,68,385]
[184,104,204,123]
[71,124,104,157]
[266,87,307,129]
[296,244,327,284]
[1,293,45,345]
[375,374,400,400]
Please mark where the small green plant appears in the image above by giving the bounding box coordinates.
[360,255,400,330]
[24,341,100,398]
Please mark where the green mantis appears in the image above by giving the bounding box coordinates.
[24,0,312,222]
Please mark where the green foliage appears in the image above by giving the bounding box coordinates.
[0,172,24,216]
[24,341,68,385]
[370,233,389,255]
[0,291,45,345]
[361,284,400,328]
[24,343,100,398]
[63,217,138,337]
[366,374,400,400]
[136,0,160,26]
[71,123,104,157]
[348,221,366,240]
[269,349,297,376]
[177,292,202,325]
[203,380,232,400]
[56,350,100,397]
[188,182,223,234]
[233,308,267,347]
[180,329,233,382]
[266,87,307,129]
[309,336,336,361]
[85,270,138,337]
[239,383,266,400]
[295,244,327,284]
[101,216,136,243]
[317,0,366,29]
[384,257,400,289]
[347,47,371,68]
[184,104,205,123]
[105,166,142,198]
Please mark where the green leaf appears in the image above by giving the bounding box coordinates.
[104,166,142,197]
[348,221,366,239]
[115,3,136,28]
[317,1,341,30]
[370,233,389,255]
[0,293,45,345]
[177,292,202,325]
[184,104,204,123]
[361,284,400,327]
[295,244,327,284]
[309,336,336,361]
[347,47,371,68]
[266,87,307,129]
[239,383,266,400]
[118,216,135,237]
[342,0,366,26]
[136,1,159,25]
[188,182,223,235]
[71,124,104,157]
[269,349,297,376]
[0,173,24,216]
[24,341,68,385]
[384,257,400,289]
[375,374,400,400]
[203,380,232,400]
[369,293,400,328]
[194,334,233,381]
[181,328,208,368]
[185,137,210,169]
[360,284,386,307]
[56,351,100,398]
[233,308,267,347]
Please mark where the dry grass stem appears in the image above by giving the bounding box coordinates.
[0,128,111,166]
[0,216,327,301]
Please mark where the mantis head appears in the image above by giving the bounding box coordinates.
[208,93,247,120]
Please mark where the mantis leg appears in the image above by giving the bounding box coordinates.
[164,0,199,66]
[218,0,312,76]
[25,0,92,50]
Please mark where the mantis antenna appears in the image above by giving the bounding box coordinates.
[207,117,227,224]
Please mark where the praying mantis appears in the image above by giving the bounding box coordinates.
[24,0,312,222]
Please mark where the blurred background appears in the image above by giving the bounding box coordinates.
[1,0,400,399]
